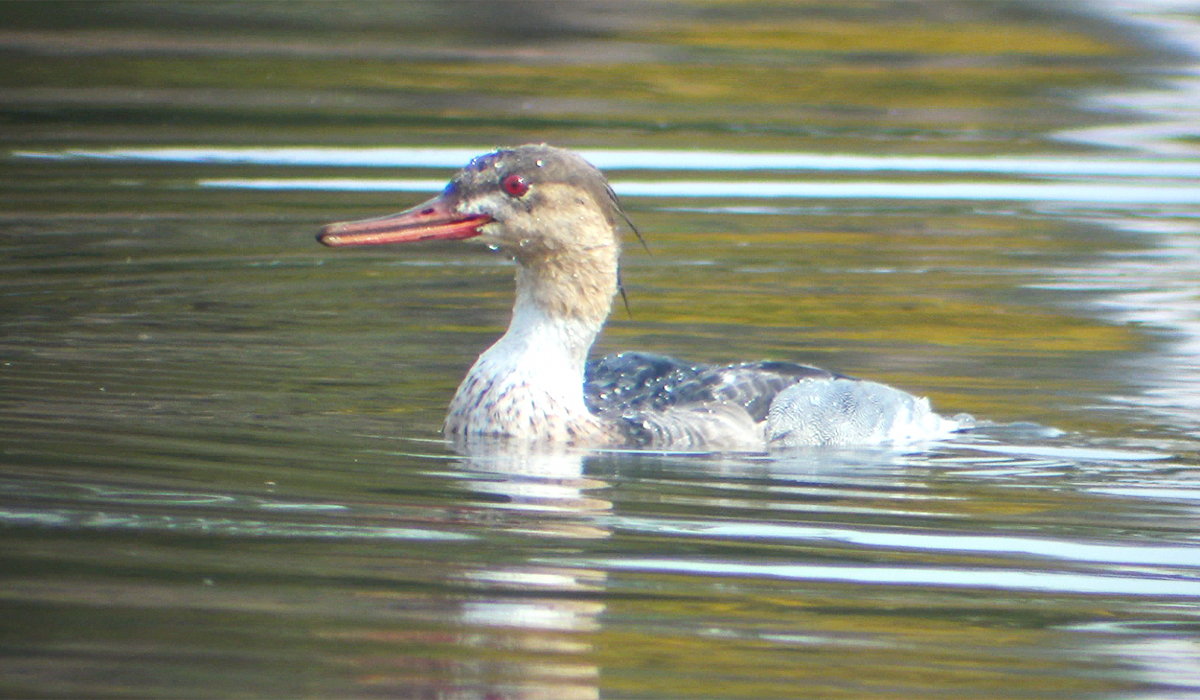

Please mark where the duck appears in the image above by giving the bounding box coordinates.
[318,144,965,450]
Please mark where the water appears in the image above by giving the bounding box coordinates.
[4,2,1200,698]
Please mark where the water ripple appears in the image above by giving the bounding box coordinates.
[582,558,1200,597]
[17,146,1200,178]
[612,516,1200,568]
[199,178,1200,204]
[0,506,475,541]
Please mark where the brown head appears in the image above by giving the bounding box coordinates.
[319,144,629,323]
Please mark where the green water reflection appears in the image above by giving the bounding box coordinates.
[3,2,1200,699]
[1,1,1140,152]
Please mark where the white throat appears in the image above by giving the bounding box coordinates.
[444,297,608,442]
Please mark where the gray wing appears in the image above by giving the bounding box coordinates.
[584,351,841,447]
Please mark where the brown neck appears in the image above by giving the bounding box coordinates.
[512,240,619,332]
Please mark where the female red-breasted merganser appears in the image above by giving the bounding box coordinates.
[319,144,965,449]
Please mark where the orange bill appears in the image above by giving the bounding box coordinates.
[318,192,491,247]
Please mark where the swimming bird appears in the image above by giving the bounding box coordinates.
[318,144,963,450]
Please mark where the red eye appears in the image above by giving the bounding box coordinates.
[501,173,529,197]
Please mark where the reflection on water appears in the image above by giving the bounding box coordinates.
[22,145,1200,176]
[1060,1,1200,156]
[589,558,1200,597]
[200,175,1200,204]
[427,446,610,700]
[4,431,1198,698]
[22,145,1200,204]
[4,1,1200,698]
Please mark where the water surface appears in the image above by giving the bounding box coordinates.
[3,2,1200,698]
